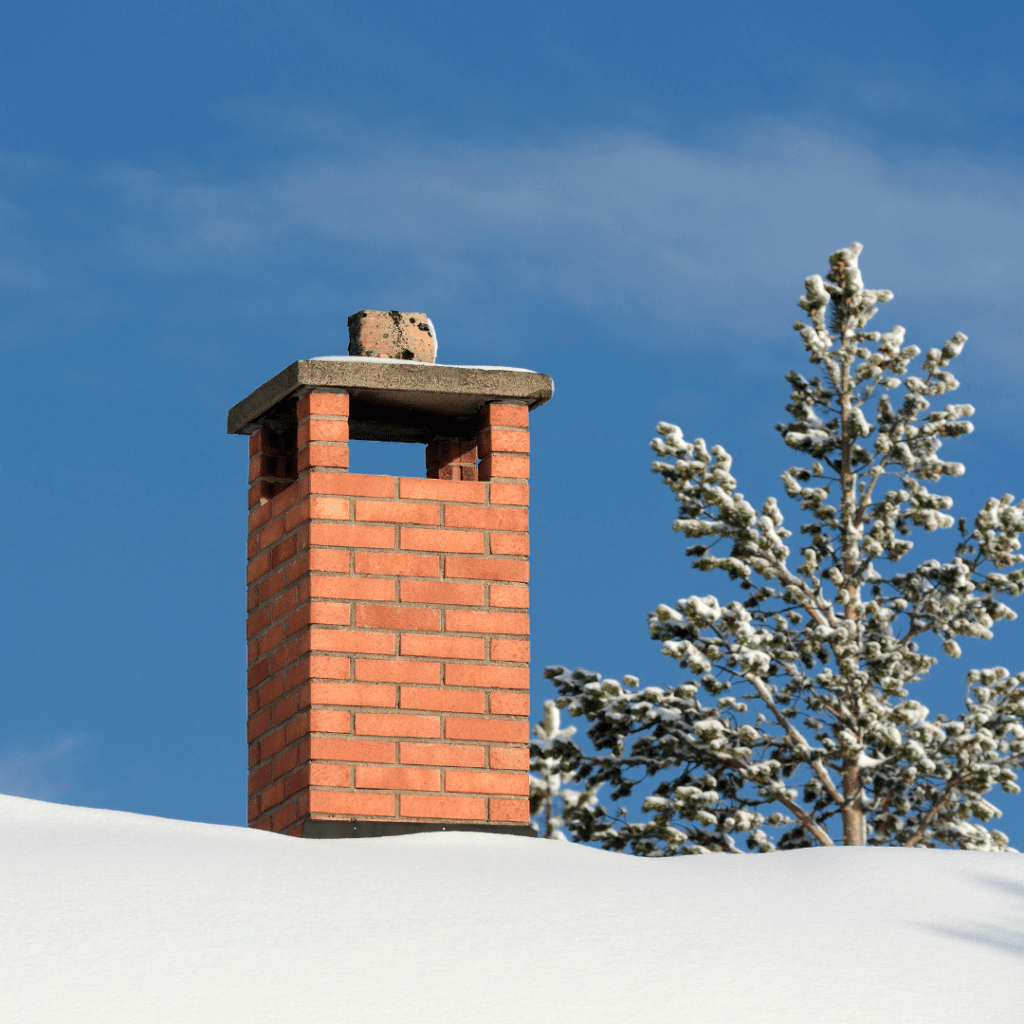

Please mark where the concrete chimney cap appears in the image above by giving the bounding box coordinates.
[227,358,554,440]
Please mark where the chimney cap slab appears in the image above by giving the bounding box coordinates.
[227,357,554,440]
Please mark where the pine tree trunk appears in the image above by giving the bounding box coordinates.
[841,761,866,845]
[837,304,867,847]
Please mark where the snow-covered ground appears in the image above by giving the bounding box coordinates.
[3,793,1021,1024]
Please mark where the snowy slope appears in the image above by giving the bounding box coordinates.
[3,794,1021,1024]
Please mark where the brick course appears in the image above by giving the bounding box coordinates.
[245,395,533,833]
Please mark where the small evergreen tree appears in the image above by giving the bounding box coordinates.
[531,243,1024,854]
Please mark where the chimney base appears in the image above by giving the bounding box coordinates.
[303,819,536,839]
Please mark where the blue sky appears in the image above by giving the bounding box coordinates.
[4,0,1024,843]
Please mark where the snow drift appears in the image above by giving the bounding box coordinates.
[3,793,1021,1023]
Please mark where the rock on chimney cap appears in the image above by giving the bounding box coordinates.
[348,310,437,363]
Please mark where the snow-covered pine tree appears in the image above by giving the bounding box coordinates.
[531,242,1024,854]
[529,703,602,840]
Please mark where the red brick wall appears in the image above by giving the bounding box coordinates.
[245,393,532,835]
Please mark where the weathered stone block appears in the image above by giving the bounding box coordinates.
[348,310,436,362]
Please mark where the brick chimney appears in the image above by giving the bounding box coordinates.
[227,344,553,838]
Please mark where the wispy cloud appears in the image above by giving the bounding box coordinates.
[0,195,49,293]
[0,736,87,801]
[104,118,1024,358]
